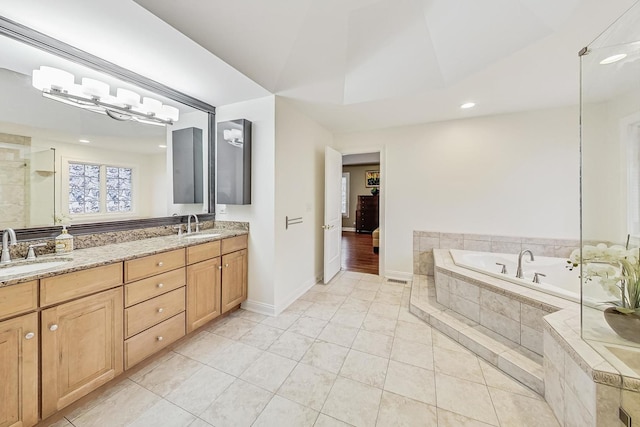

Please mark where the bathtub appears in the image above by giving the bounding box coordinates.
[449,249,611,304]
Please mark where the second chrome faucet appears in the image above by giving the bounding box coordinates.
[516,249,534,279]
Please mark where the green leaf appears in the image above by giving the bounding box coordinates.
[614,307,636,314]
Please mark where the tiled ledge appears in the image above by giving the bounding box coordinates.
[544,309,640,392]
[409,274,544,395]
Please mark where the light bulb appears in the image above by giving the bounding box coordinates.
[116,88,140,107]
[158,105,179,122]
[81,78,110,99]
[142,97,162,115]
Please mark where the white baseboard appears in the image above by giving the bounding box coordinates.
[384,270,414,282]
[275,275,321,315]
[342,227,356,232]
[241,300,276,316]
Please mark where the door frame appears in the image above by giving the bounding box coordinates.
[339,147,386,277]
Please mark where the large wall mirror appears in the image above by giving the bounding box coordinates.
[0,17,216,237]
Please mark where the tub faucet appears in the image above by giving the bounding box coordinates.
[187,214,199,234]
[1,228,17,264]
[516,249,534,279]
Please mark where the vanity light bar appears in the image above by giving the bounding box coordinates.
[32,66,179,126]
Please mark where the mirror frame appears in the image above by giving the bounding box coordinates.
[0,16,217,240]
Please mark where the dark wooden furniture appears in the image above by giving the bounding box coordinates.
[356,195,379,233]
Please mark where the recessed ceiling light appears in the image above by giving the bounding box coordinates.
[600,54,627,65]
[158,144,167,148]
[79,139,90,143]
[460,102,476,109]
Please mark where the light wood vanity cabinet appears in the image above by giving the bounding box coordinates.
[186,236,248,331]
[1,232,247,425]
[0,311,38,427]
[221,249,248,314]
[186,257,222,332]
[123,249,187,370]
[41,287,124,419]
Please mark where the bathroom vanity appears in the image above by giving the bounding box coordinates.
[0,230,248,426]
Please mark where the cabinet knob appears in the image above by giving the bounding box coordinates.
[225,264,229,268]
[157,261,164,267]
[25,332,35,340]
[49,324,58,332]
[218,266,222,270]
[157,336,163,341]
[157,308,164,313]
[157,283,164,288]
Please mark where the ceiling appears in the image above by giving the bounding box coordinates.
[134,0,638,132]
[1,0,637,134]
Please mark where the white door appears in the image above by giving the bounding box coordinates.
[324,146,342,283]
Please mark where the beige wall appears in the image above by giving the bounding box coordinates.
[334,106,581,278]
[342,163,379,228]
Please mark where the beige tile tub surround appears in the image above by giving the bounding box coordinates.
[413,230,579,275]
[412,244,639,427]
[431,249,573,357]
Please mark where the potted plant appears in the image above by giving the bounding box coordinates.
[568,241,640,343]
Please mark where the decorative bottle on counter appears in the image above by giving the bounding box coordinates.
[55,225,74,254]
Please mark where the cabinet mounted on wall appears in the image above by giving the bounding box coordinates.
[217,119,251,205]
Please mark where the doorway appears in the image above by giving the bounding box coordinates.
[341,153,380,275]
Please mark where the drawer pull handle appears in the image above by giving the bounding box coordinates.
[49,324,58,332]
[157,261,164,267]
[157,336,163,341]
[157,283,164,288]
[25,332,35,340]
[157,308,164,313]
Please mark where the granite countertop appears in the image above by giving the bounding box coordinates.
[0,229,248,288]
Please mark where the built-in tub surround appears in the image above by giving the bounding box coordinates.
[413,230,579,276]
[433,249,574,356]
[449,249,612,304]
[411,248,640,426]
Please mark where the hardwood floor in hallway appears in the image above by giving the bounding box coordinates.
[341,231,378,275]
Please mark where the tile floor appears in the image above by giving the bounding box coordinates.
[47,271,560,427]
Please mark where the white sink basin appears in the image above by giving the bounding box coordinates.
[184,233,222,240]
[0,259,71,278]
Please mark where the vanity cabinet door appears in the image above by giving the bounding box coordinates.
[186,258,222,332]
[0,312,38,427]
[41,287,124,418]
[221,249,248,314]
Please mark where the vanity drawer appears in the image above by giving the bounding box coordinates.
[124,249,185,282]
[40,263,123,307]
[221,235,248,254]
[0,280,37,320]
[124,312,185,370]
[124,287,185,339]
[124,268,185,307]
[187,241,221,265]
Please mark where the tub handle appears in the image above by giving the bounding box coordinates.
[496,263,508,274]
[533,272,546,284]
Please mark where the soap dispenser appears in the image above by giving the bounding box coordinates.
[55,225,74,254]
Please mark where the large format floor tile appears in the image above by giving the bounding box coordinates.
[47,272,560,427]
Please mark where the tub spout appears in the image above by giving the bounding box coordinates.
[516,249,534,279]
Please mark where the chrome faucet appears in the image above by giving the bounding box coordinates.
[187,214,199,234]
[516,249,534,279]
[1,228,17,264]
